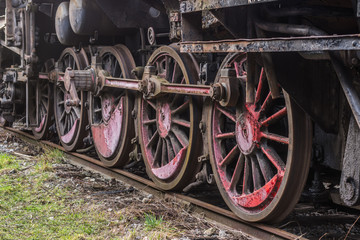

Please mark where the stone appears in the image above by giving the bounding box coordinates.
[204,227,216,236]
[219,230,227,238]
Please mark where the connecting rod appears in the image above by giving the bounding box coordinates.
[40,65,240,107]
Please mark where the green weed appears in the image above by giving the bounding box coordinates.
[144,213,163,231]
[0,153,18,172]
[35,148,64,172]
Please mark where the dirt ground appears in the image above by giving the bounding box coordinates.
[0,129,251,240]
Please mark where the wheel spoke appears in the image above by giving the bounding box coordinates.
[229,153,244,190]
[168,132,182,154]
[171,62,178,83]
[261,107,287,127]
[165,137,175,161]
[171,128,189,147]
[113,92,125,105]
[261,144,285,172]
[113,59,119,77]
[255,150,274,182]
[215,131,235,140]
[171,100,189,115]
[71,109,79,121]
[234,61,240,78]
[180,77,185,84]
[152,138,163,168]
[260,92,272,113]
[251,155,264,190]
[146,130,159,148]
[254,68,265,104]
[68,113,73,129]
[59,86,65,94]
[161,138,168,166]
[219,145,239,167]
[165,56,171,81]
[41,99,47,110]
[63,115,68,133]
[39,106,45,118]
[170,93,183,107]
[242,156,252,194]
[216,105,236,122]
[172,118,191,128]
[144,119,156,125]
[60,110,66,122]
[261,132,289,145]
[57,100,64,106]
[145,99,157,110]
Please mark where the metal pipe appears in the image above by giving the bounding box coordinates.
[255,21,327,36]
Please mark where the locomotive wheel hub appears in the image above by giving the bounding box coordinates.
[236,112,258,155]
[157,101,172,138]
[64,92,72,114]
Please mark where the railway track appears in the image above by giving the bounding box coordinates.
[2,126,305,240]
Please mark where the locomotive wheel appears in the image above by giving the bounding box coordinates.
[54,48,89,151]
[89,45,135,167]
[208,53,312,222]
[31,80,54,139]
[137,45,202,191]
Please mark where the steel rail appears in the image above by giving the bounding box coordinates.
[2,126,307,240]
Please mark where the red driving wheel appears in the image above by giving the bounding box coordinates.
[208,53,312,222]
[137,45,202,191]
[89,45,135,167]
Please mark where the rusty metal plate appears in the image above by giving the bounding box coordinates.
[181,34,360,53]
[180,0,278,13]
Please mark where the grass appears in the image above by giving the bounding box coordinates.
[0,149,112,240]
[0,147,189,240]
[0,153,19,173]
[35,147,64,172]
[144,213,163,231]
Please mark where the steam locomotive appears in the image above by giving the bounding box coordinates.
[0,0,359,223]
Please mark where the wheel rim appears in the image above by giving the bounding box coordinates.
[32,80,53,139]
[31,60,55,140]
[138,45,201,190]
[209,53,312,222]
[54,48,88,151]
[89,46,135,167]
